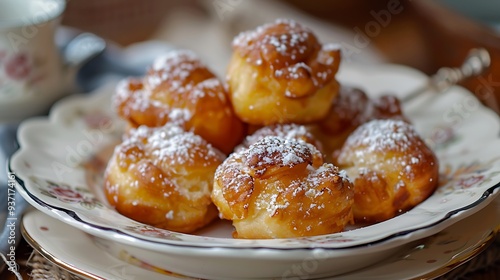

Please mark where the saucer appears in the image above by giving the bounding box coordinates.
[21,196,499,280]
[22,209,186,280]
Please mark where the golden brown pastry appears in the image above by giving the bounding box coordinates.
[104,124,226,233]
[212,136,354,238]
[114,49,245,154]
[336,119,439,223]
[236,123,322,153]
[310,86,406,163]
[227,19,341,125]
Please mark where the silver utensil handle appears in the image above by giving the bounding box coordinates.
[402,48,491,102]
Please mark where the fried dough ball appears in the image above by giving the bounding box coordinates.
[236,123,322,153]
[104,124,226,233]
[212,136,354,238]
[227,19,341,125]
[114,49,245,154]
[310,86,406,163]
[336,119,439,223]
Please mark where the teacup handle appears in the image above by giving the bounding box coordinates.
[58,32,106,93]
[63,32,106,68]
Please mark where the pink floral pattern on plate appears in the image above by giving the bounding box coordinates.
[438,157,500,195]
[124,225,183,240]
[32,177,104,210]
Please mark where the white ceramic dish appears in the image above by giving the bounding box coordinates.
[10,63,500,279]
[22,210,185,280]
[21,197,500,280]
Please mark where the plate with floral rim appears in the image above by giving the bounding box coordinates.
[10,62,500,279]
[21,196,500,280]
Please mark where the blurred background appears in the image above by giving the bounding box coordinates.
[60,0,500,113]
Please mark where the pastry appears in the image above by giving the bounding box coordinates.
[212,136,354,238]
[104,124,225,233]
[114,49,245,154]
[227,19,341,125]
[336,119,439,223]
[310,86,406,162]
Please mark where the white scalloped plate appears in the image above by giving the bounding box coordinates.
[21,196,500,280]
[11,63,500,279]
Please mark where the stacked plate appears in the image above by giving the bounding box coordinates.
[10,63,500,279]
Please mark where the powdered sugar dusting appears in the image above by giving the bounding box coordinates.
[144,49,212,92]
[245,136,312,170]
[338,119,436,182]
[114,78,152,115]
[258,163,351,217]
[233,19,312,61]
[149,129,222,167]
[168,108,192,125]
[191,78,228,103]
[284,62,313,83]
[239,124,316,151]
[344,119,417,154]
[151,49,200,72]
[233,19,317,73]
[121,124,224,168]
[232,18,340,95]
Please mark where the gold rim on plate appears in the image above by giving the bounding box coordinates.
[21,223,105,280]
[413,231,498,280]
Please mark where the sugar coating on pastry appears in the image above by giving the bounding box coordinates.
[318,87,405,135]
[212,136,354,239]
[227,19,341,125]
[310,86,406,163]
[114,49,245,154]
[104,124,226,233]
[336,119,439,223]
[236,123,322,153]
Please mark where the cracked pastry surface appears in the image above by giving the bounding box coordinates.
[227,19,341,125]
[104,124,226,233]
[212,136,354,239]
[336,119,439,223]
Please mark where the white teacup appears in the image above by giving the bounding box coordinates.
[0,0,102,123]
